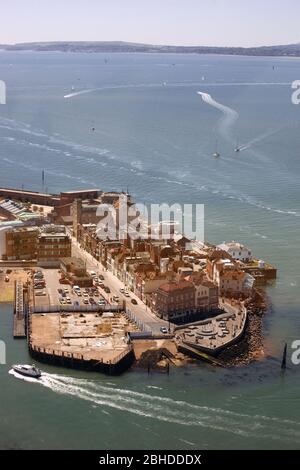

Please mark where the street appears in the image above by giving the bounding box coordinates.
[70,235,171,335]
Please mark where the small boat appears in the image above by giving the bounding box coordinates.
[13,364,41,379]
[213,140,220,158]
[235,139,241,152]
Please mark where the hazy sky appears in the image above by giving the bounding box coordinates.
[1,0,299,47]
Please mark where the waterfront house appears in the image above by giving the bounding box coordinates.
[152,280,196,323]
[217,241,252,262]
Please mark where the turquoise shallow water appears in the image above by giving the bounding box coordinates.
[0,52,300,449]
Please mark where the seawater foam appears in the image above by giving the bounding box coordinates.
[8,370,300,444]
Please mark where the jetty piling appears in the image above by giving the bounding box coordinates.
[281,342,288,370]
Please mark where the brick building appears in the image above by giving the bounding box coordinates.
[152,280,195,322]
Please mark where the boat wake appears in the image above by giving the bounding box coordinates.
[8,370,300,444]
[197,91,239,140]
[238,126,285,152]
[64,88,98,99]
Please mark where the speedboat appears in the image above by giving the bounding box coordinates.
[13,364,41,379]
[235,139,241,152]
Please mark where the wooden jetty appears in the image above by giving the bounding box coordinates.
[13,281,26,338]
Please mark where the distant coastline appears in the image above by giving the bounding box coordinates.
[1,40,300,57]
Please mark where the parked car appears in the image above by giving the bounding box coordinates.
[35,290,46,296]
[89,298,96,305]
[99,275,105,281]
[124,292,130,297]
[119,288,125,294]
[83,298,89,304]
[131,298,138,305]
[104,287,111,294]
[160,327,168,334]
[74,301,80,307]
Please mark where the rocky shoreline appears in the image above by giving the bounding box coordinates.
[217,290,267,367]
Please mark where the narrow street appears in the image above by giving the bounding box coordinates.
[70,235,171,335]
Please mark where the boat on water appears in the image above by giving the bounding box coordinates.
[235,139,241,152]
[13,364,41,379]
[213,140,220,158]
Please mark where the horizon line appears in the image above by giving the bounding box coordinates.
[1,39,300,49]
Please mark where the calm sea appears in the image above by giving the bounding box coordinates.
[0,51,300,449]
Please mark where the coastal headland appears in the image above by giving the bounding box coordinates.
[0,185,276,374]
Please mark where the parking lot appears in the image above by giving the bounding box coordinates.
[33,269,111,309]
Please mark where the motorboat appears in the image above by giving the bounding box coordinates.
[13,364,41,379]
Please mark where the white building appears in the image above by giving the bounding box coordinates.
[217,241,252,262]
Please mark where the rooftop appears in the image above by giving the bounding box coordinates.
[159,280,194,293]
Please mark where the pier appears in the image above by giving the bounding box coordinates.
[13,281,26,338]
[177,342,224,366]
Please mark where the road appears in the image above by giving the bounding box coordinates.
[70,235,171,335]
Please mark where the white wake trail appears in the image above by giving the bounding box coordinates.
[8,370,300,443]
[239,126,285,151]
[197,91,239,140]
[64,89,98,99]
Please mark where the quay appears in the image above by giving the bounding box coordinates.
[27,311,137,375]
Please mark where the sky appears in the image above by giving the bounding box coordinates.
[0,0,299,47]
